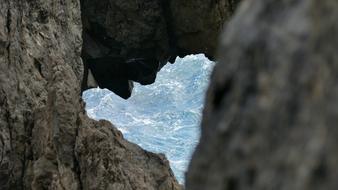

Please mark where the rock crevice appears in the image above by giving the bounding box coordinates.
[80,0,235,98]
[0,0,196,189]
[0,0,241,189]
[0,0,242,190]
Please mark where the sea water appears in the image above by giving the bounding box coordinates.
[83,54,215,183]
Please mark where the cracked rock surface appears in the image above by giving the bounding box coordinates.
[0,0,180,189]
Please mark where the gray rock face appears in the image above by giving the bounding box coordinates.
[187,0,338,189]
[80,0,237,98]
[0,0,180,189]
[81,0,234,61]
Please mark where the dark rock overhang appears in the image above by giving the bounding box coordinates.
[80,0,240,99]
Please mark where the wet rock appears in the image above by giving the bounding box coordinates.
[187,0,338,189]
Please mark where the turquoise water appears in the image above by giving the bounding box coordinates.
[83,54,214,183]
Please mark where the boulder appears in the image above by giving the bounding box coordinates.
[187,0,338,189]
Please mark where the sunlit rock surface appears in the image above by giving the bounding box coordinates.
[83,54,215,183]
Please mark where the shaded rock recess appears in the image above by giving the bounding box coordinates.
[0,0,184,189]
[81,0,238,98]
[0,0,240,189]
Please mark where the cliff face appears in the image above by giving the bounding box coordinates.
[80,0,238,98]
[187,0,338,189]
[7,0,338,189]
[0,0,83,188]
[0,0,180,189]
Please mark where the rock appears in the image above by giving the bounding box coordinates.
[168,0,239,59]
[76,118,181,190]
[85,56,134,99]
[0,0,180,189]
[187,0,338,189]
[83,56,161,98]
[80,0,238,98]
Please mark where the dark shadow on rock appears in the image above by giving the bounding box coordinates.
[80,0,236,99]
[85,56,161,99]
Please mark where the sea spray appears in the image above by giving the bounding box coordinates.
[83,54,215,183]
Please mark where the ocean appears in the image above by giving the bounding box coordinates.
[83,54,215,183]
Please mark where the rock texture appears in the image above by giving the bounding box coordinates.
[80,0,238,98]
[187,0,338,189]
[0,0,180,189]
